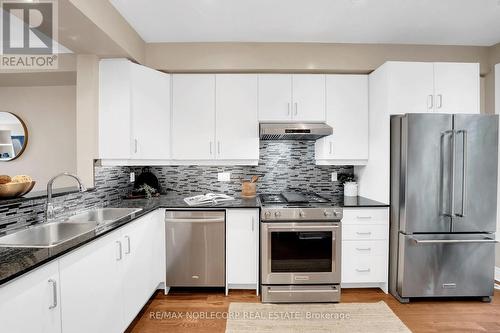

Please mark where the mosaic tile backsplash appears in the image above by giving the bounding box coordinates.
[0,141,353,231]
[0,166,131,232]
[131,141,353,197]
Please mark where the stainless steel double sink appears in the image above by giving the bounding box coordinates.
[0,208,142,248]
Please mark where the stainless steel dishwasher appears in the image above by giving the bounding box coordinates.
[165,211,225,287]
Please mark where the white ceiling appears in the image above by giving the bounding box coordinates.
[110,0,500,46]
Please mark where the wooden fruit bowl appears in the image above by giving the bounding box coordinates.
[0,181,36,199]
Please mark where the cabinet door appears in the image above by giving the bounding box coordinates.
[172,74,216,160]
[99,59,132,159]
[316,75,368,164]
[0,261,61,333]
[387,62,434,114]
[216,74,259,160]
[226,209,259,287]
[433,63,480,114]
[292,74,326,122]
[131,63,171,159]
[258,74,292,121]
[121,213,158,324]
[60,232,124,333]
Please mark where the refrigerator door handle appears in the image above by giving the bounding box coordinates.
[454,129,468,218]
[410,237,497,245]
[450,129,457,217]
[440,130,454,217]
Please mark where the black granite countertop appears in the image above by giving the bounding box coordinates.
[0,193,386,286]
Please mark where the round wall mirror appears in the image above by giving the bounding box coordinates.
[0,112,28,161]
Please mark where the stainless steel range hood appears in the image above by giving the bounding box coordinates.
[259,123,333,140]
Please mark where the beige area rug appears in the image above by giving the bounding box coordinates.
[225,301,411,333]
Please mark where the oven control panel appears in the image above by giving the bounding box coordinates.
[261,207,343,222]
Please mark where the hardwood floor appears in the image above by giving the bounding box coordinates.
[127,288,500,333]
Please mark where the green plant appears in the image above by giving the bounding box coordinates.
[337,173,356,184]
[138,184,157,199]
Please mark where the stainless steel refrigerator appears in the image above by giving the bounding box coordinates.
[389,113,498,303]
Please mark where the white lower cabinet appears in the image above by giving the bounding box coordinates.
[60,228,125,333]
[226,209,259,294]
[59,212,163,333]
[341,207,389,293]
[0,261,61,333]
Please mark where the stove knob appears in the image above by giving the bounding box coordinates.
[299,211,305,218]
[264,211,271,218]
[324,210,331,217]
[274,211,281,218]
[333,210,338,217]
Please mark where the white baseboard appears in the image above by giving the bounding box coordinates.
[495,267,500,282]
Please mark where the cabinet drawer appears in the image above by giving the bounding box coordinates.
[342,208,388,224]
[342,224,388,240]
[342,240,387,257]
[341,255,386,283]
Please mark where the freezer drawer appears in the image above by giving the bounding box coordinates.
[398,233,495,298]
[165,211,225,287]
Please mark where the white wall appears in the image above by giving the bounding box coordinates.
[0,86,77,191]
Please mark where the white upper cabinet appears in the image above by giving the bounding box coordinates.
[216,74,259,160]
[258,74,293,122]
[172,74,259,163]
[99,59,171,160]
[99,59,132,159]
[387,62,435,114]
[316,75,368,165]
[384,61,480,114]
[258,74,326,122]
[433,62,480,114]
[292,74,326,122]
[172,74,216,160]
[130,64,171,159]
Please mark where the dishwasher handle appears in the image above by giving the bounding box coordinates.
[165,218,225,223]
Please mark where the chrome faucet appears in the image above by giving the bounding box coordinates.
[46,173,87,221]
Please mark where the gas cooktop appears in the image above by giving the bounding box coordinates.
[260,191,342,222]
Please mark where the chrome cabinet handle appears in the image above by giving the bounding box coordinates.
[356,231,372,235]
[427,95,434,109]
[287,102,291,116]
[251,216,255,232]
[437,94,443,109]
[356,268,371,273]
[217,141,221,156]
[356,216,372,219]
[329,142,332,154]
[124,235,131,254]
[134,139,138,153]
[269,225,339,230]
[294,102,298,116]
[209,142,213,155]
[116,241,122,261]
[48,279,57,309]
[356,247,371,251]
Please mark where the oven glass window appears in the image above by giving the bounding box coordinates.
[270,231,332,272]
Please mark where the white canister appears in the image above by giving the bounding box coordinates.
[344,182,358,197]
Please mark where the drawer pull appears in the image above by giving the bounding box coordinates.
[356,216,373,219]
[356,232,372,235]
[356,247,372,251]
[355,268,371,273]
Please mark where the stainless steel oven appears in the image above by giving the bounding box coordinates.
[260,220,341,302]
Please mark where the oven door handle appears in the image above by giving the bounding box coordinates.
[267,225,339,230]
[267,288,339,294]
